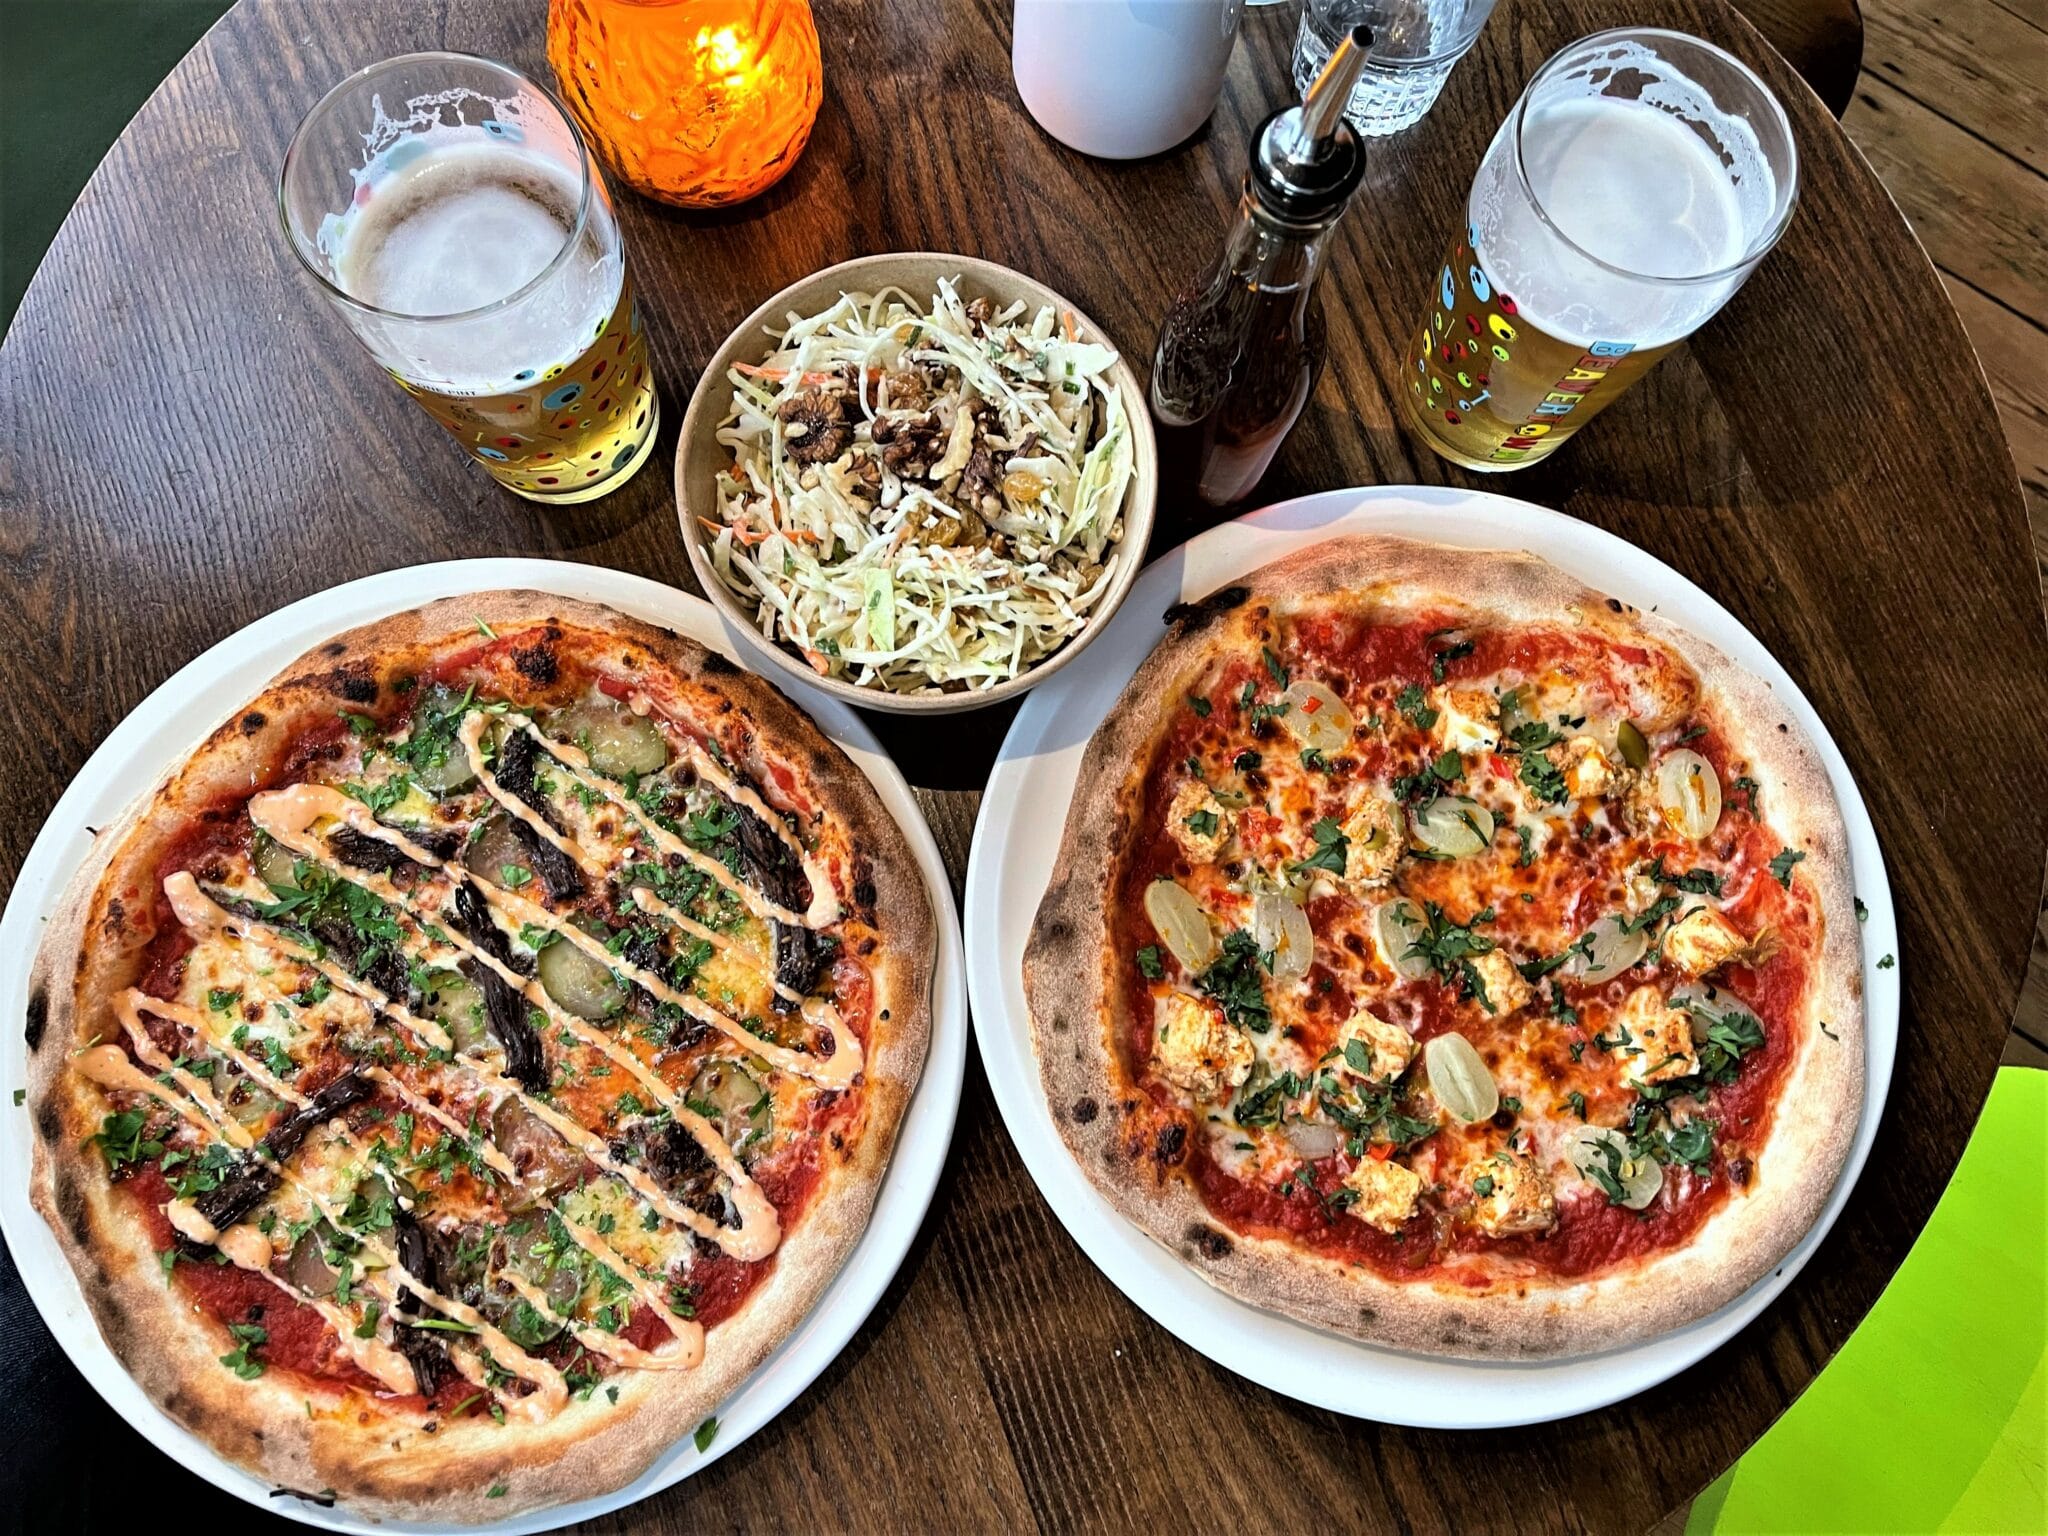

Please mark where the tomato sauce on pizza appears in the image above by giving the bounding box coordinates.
[1028,538,1861,1358]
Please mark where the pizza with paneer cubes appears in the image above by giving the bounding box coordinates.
[1025,536,1862,1359]
[25,592,932,1520]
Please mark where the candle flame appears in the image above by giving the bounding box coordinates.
[696,24,753,82]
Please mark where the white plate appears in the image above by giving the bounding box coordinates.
[0,560,967,1532]
[964,486,1898,1430]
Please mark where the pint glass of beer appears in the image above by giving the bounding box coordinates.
[280,54,658,502]
[1401,29,1797,471]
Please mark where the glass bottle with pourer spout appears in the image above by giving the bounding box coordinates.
[1150,25,1372,521]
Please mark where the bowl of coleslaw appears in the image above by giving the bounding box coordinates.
[676,252,1157,712]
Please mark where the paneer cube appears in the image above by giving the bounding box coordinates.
[1468,949,1533,1016]
[1615,985,1699,1087]
[1468,1150,1557,1236]
[1662,905,1751,978]
[1340,796,1403,889]
[1167,780,1232,864]
[1431,687,1500,755]
[1151,992,1254,1101]
[1343,1155,1424,1234]
[1337,1008,1417,1083]
[1551,737,1628,799]
[1621,861,1664,915]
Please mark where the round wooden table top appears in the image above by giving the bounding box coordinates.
[1,0,2040,1530]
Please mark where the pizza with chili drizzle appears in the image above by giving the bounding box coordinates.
[26,592,932,1520]
[1025,537,1862,1359]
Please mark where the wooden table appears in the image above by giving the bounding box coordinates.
[1,1,2040,1530]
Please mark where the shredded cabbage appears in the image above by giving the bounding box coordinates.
[705,279,1134,693]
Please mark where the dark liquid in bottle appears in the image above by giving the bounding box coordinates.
[1152,281,1327,525]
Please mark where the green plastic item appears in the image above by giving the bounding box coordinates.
[1689,1065,2046,1534]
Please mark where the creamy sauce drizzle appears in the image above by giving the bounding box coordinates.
[359,1069,708,1359]
[105,996,257,1148]
[242,791,788,1250]
[247,782,859,1089]
[105,1004,563,1415]
[86,688,860,1418]
[163,868,455,1055]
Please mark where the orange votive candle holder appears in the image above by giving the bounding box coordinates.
[548,0,823,209]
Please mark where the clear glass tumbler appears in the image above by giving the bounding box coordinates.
[280,52,659,503]
[1399,28,1799,471]
[1292,0,1500,135]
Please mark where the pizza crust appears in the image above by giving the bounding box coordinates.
[26,591,934,1521]
[1025,536,1864,1360]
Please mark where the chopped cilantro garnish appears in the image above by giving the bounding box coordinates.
[1429,637,1475,682]
[1517,930,1594,982]
[220,1322,268,1379]
[1406,902,1497,1008]
[1196,931,1273,1035]
[1663,1119,1716,1174]
[1617,895,1681,936]
[87,1110,163,1170]
[1502,720,1568,802]
[1641,856,1724,897]
[1395,683,1438,731]
[1289,816,1350,876]
[1392,748,1462,805]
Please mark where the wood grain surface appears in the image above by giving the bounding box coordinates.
[0,0,2041,1531]
[1727,0,1865,114]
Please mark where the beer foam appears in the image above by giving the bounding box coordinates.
[338,143,576,317]
[322,131,620,395]
[1471,42,1782,350]
[1521,99,1749,281]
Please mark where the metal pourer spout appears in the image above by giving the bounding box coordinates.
[1250,24,1371,226]
[1291,24,1374,161]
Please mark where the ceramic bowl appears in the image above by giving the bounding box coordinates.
[675,251,1158,714]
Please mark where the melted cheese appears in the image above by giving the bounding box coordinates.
[1152,637,1777,1255]
[81,680,871,1422]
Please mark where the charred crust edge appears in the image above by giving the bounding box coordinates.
[24,986,48,1051]
[1163,584,1251,634]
